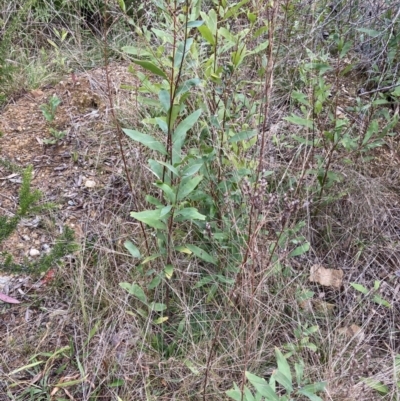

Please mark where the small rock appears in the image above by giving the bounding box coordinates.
[85,180,96,188]
[21,235,31,241]
[41,244,50,253]
[29,249,40,257]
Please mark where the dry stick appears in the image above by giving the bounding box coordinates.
[164,0,190,314]
[102,1,149,254]
[202,3,279,401]
[240,5,278,397]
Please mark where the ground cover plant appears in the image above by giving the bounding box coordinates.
[0,0,400,400]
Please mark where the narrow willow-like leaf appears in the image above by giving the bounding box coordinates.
[285,115,314,129]
[275,347,292,390]
[288,242,310,257]
[350,282,368,294]
[173,109,202,157]
[130,58,168,79]
[198,25,215,45]
[119,282,147,304]
[159,89,170,112]
[176,78,202,96]
[187,20,204,28]
[122,46,152,57]
[229,130,257,143]
[123,129,167,155]
[177,175,203,201]
[174,38,194,67]
[182,163,203,177]
[155,181,176,204]
[149,302,167,312]
[130,209,167,230]
[174,207,206,222]
[186,244,217,265]
[124,240,141,258]
[245,372,279,401]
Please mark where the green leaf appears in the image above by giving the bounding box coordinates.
[164,264,174,279]
[131,58,168,79]
[149,302,167,312]
[273,370,293,393]
[159,89,170,112]
[202,9,217,34]
[285,115,314,129]
[148,275,162,289]
[123,129,167,155]
[118,0,126,12]
[229,130,257,143]
[110,379,124,387]
[174,38,194,67]
[339,40,352,58]
[187,20,204,28]
[294,361,304,385]
[297,390,323,401]
[160,205,172,218]
[177,175,203,201]
[186,244,217,265]
[155,181,176,204]
[356,28,381,38]
[173,109,202,162]
[231,45,247,67]
[244,386,255,401]
[226,388,242,401]
[372,295,391,308]
[194,275,214,288]
[362,119,378,146]
[198,25,215,45]
[155,117,168,133]
[151,159,180,177]
[248,40,269,55]
[301,382,326,393]
[174,207,206,222]
[122,46,152,56]
[361,377,389,395]
[275,348,292,390]
[350,282,368,294]
[146,195,163,207]
[292,91,310,106]
[130,209,167,230]
[225,0,250,19]
[182,163,203,177]
[119,282,147,304]
[124,240,141,258]
[176,78,202,96]
[153,316,168,324]
[288,242,310,257]
[245,372,279,401]
[219,27,236,43]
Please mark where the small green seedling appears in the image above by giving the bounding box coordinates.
[43,128,66,145]
[40,94,61,123]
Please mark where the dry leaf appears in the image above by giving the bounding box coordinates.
[309,264,343,289]
[0,291,20,304]
[337,324,365,340]
[299,299,313,311]
[314,300,335,313]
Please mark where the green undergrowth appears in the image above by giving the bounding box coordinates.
[0,164,77,276]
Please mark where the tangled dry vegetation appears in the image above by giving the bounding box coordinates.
[0,0,400,400]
